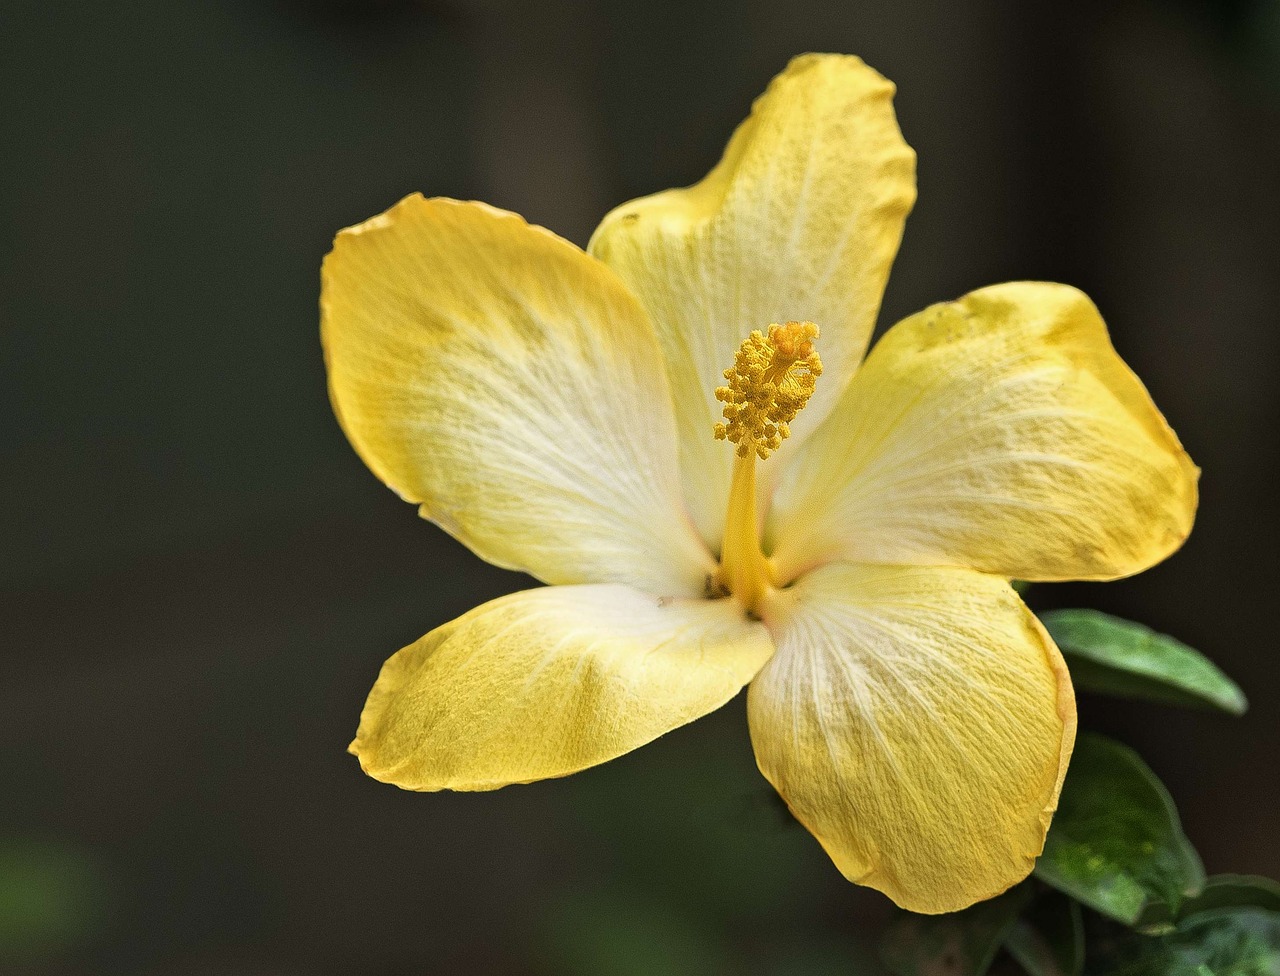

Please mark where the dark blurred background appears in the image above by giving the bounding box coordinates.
[3,0,1278,973]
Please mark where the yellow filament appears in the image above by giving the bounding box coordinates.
[714,322,822,613]
[720,451,771,613]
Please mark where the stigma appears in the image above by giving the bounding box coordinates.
[714,322,822,616]
[714,321,823,459]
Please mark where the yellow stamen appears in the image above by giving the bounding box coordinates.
[714,321,822,460]
[714,322,822,613]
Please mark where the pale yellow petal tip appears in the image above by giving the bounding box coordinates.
[326,192,465,254]
[335,192,425,239]
[856,864,1038,917]
[1028,280,1204,576]
[347,736,446,793]
[326,195,588,284]
[821,819,1046,915]
[797,802,1045,914]
[778,51,893,91]
[348,710,457,793]
[327,193,523,247]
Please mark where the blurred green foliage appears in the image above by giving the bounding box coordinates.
[540,706,883,974]
[1005,892,1084,976]
[0,839,106,965]
[882,884,1031,976]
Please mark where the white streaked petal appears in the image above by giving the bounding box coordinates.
[323,194,715,595]
[589,54,915,549]
[768,282,1197,583]
[750,562,1075,913]
[352,584,775,790]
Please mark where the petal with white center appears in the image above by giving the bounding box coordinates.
[768,282,1198,583]
[323,194,715,596]
[588,54,916,547]
[351,585,774,791]
[750,562,1075,913]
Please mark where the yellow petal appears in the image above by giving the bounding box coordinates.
[588,54,916,547]
[750,562,1075,913]
[351,585,774,791]
[768,282,1198,583]
[322,194,716,595]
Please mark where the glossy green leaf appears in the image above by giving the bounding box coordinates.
[1105,907,1280,976]
[1140,874,1280,933]
[1040,610,1246,715]
[1180,876,1280,920]
[1035,734,1205,926]
[881,883,1031,976]
[1004,891,1083,976]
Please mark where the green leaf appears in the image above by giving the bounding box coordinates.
[1035,734,1205,926]
[1179,876,1280,920]
[881,883,1031,976]
[1105,907,1280,976]
[1004,891,1083,976]
[1040,610,1246,715]
[1137,876,1280,940]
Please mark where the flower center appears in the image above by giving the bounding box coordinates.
[713,322,823,459]
[713,322,822,615]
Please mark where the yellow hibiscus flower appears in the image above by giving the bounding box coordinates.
[321,53,1197,914]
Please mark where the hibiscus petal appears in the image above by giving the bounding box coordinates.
[767,282,1198,583]
[750,562,1075,913]
[588,54,916,548]
[351,585,773,791]
[323,194,716,595]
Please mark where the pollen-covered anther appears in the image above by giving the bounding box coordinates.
[713,321,823,459]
